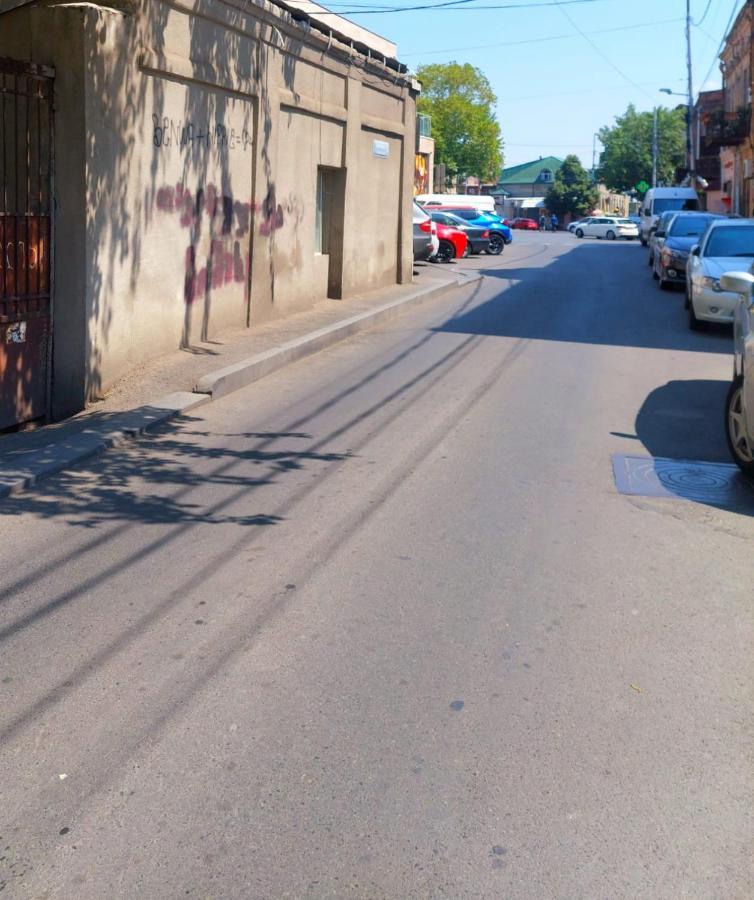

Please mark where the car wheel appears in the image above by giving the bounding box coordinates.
[435,239,455,263]
[725,376,754,475]
[684,283,691,309]
[659,275,672,290]
[647,253,653,267]
[606,230,616,240]
[487,234,504,255]
[640,236,647,247]
[575,229,584,239]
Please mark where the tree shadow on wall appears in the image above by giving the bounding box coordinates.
[84,0,305,403]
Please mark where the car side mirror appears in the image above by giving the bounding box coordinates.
[720,271,754,298]
[655,230,665,238]
[691,245,701,256]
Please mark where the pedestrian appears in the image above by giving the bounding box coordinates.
[550,213,559,232]
[538,214,546,232]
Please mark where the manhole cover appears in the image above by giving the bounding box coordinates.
[612,454,751,504]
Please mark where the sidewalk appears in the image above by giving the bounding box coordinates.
[0,263,480,497]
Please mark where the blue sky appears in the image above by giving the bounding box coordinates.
[321,0,745,171]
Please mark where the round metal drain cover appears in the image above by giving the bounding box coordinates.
[612,454,751,504]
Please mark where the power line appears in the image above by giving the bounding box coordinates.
[502,78,685,102]
[400,16,684,56]
[553,0,656,100]
[308,0,617,15]
[692,0,715,26]
[698,0,744,87]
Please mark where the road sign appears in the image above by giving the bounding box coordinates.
[635,180,650,193]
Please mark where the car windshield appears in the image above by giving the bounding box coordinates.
[653,197,699,215]
[446,214,470,228]
[668,215,717,237]
[705,226,754,257]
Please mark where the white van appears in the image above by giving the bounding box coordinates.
[415,193,496,214]
[640,187,699,245]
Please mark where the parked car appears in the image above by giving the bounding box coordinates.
[573,216,638,240]
[686,219,754,330]
[428,214,469,262]
[412,201,435,261]
[568,217,596,233]
[431,206,510,253]
[647,210,677,268]
[430,212,490,255]
[510,217,538,230]
[719,264,754,474]
[652,212,723,290]
[415,193,497,214]
[640,186,700,245]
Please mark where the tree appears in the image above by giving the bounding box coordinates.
[598,103,686,193]
[545,155,599,218]
[416,63,503,184]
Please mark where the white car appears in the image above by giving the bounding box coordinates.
[718,264,754,475]
[568,217,594,233]
[573,216,639,240]
[686,219,754,330]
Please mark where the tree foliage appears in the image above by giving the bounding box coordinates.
[598,104,686,193]
[416,62,503,184]
[545,155,599,218]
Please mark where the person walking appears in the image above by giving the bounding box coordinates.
[538,214,546,232]
[550,213,559,232]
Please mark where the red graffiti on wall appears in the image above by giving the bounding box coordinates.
[154,182,252,304]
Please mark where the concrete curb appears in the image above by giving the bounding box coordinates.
[0,270,480,498]
[0,392,210,498]
[195,270,481,398]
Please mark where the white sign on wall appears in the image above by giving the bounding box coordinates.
[372,139,390,159]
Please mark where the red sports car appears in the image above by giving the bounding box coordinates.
[511,217,539,230]
[430,218,469,261]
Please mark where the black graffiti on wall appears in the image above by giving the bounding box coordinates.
[152,115,252,152]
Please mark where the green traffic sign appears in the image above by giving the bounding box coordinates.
[636,180,650,193]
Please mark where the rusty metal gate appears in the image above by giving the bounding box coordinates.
[0,58,53,430]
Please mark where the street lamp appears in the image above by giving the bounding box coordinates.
[660,85,694,184]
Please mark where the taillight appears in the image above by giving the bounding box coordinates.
[419,220,431,233]
[482,230,489,238]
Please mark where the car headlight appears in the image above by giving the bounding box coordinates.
[663,249,688,264]
[701,275,722,292]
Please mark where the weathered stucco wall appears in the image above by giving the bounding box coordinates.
[0,0,416,414]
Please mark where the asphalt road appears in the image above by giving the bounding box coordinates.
[1,232,753,899]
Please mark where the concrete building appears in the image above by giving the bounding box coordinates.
[496,156,563,219]
[0,0,418,428]
[692,89,725,212]
[414,113,434,195]
[714,0,753,215]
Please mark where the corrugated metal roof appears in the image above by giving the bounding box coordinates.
[499,156,564,185]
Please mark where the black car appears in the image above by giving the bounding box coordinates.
[430,212,490,255]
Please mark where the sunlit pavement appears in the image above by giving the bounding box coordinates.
[1,231,752,898]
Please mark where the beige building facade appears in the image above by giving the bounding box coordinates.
[0,0,417,425]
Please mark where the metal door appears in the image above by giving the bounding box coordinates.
[0,58,53,430]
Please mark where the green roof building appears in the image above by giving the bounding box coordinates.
[498,156,564,198]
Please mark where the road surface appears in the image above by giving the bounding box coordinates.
[1,232,752,898]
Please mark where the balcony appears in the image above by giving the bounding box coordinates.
[703,106,751,149]
[695,155,721,191]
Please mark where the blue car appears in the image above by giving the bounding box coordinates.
[434,206,512,252]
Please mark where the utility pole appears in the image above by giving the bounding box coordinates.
[652,107,658,187]
[686,0,695,183]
